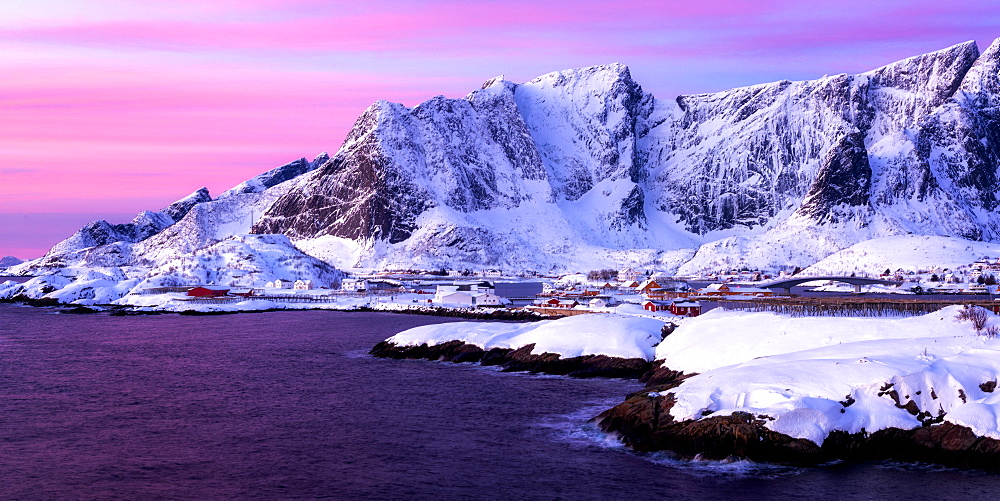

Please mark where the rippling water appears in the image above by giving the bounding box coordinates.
[1,304,997,500]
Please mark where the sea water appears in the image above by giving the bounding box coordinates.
[0,304,996,500]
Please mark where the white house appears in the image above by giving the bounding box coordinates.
[342,279,369,292]
[269,279,286,289]
[436,290,475,306]
[618,268,642,282]
[293,279,313,290]
[471,292,504,306]
[434,284,504,307]
[589,298,607,308]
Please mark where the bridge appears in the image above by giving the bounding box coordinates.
[760,276,904,294]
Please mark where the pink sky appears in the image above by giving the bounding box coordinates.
[2,0,998,259]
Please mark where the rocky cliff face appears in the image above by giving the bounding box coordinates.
[18,39,1000,276]
[254,63,654,247]
[247,40,1000,271]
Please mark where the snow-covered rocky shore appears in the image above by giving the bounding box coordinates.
[373,305,1000,467]
[598,306,1000,467]
[370,315,671,378]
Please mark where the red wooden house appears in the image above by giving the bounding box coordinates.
[187,286,230,297]
[642,300,671,312]
[669,300,701,317]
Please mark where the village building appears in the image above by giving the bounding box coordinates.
[533,297,579,309]
[187,286,230,297]
[342,279,369,292]
[473,293,504,306]
[434,286,505,307]
[617,268,642,282]
[700,283,730,296]
[642,298,701,316]
[669,300,701,317]
[436,290,475,306]
[642,299,672,312]
[588,298,607,309]
[266,279,290,289]
[493,282,544,299]
[727,286,774,297]
[635,279,661,293]
[620,280,641,292]
[293,279,313,290]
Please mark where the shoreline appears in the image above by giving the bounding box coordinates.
[595,367,1000,470]
[369,339,658,380]
[0,295,550,321]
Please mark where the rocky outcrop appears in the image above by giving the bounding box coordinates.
[369,340,654,379]
[596,367,1000,469]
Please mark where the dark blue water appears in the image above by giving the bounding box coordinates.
[1,304,998,500]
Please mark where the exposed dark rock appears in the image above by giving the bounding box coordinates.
[981,380,997,393]
[59,306,99,314]
[798,131,872,221]
[369,340,653,379]
[638,360,691,387]
[596,376,1000,469]
[1,295,62,307]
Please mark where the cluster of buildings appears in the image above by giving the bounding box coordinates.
[142,266,793,318]
[263,279,315,290]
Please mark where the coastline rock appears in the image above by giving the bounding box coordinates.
[369,340,653,379]
[596,371,1000,469]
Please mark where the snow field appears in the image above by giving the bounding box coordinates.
[387,314,667,360]
[656,306,1000,444]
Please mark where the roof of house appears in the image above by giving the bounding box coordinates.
[642,300,672,306]
[671,300,701,307]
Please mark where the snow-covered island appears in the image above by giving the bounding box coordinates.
[371,314,671,378]
[597,306,1000,467]
[374,305,1000,468]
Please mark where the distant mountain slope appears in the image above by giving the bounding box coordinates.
[10,39,1000,299]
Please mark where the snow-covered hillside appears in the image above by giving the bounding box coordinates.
[654,307,1000,445]
[803,235,1000,275]
[5,160,344,304]
[10,39,1000,300]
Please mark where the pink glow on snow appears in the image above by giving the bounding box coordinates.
[2,0,998,257]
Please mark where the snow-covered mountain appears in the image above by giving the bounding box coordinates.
[0,256,23,271]
[8,39,1000,302]
[254,38,1000,273]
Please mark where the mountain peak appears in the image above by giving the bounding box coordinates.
[959,37,1000,96]
[525,62,634,89]
[161,187,211,222]
[481,75,507,89]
